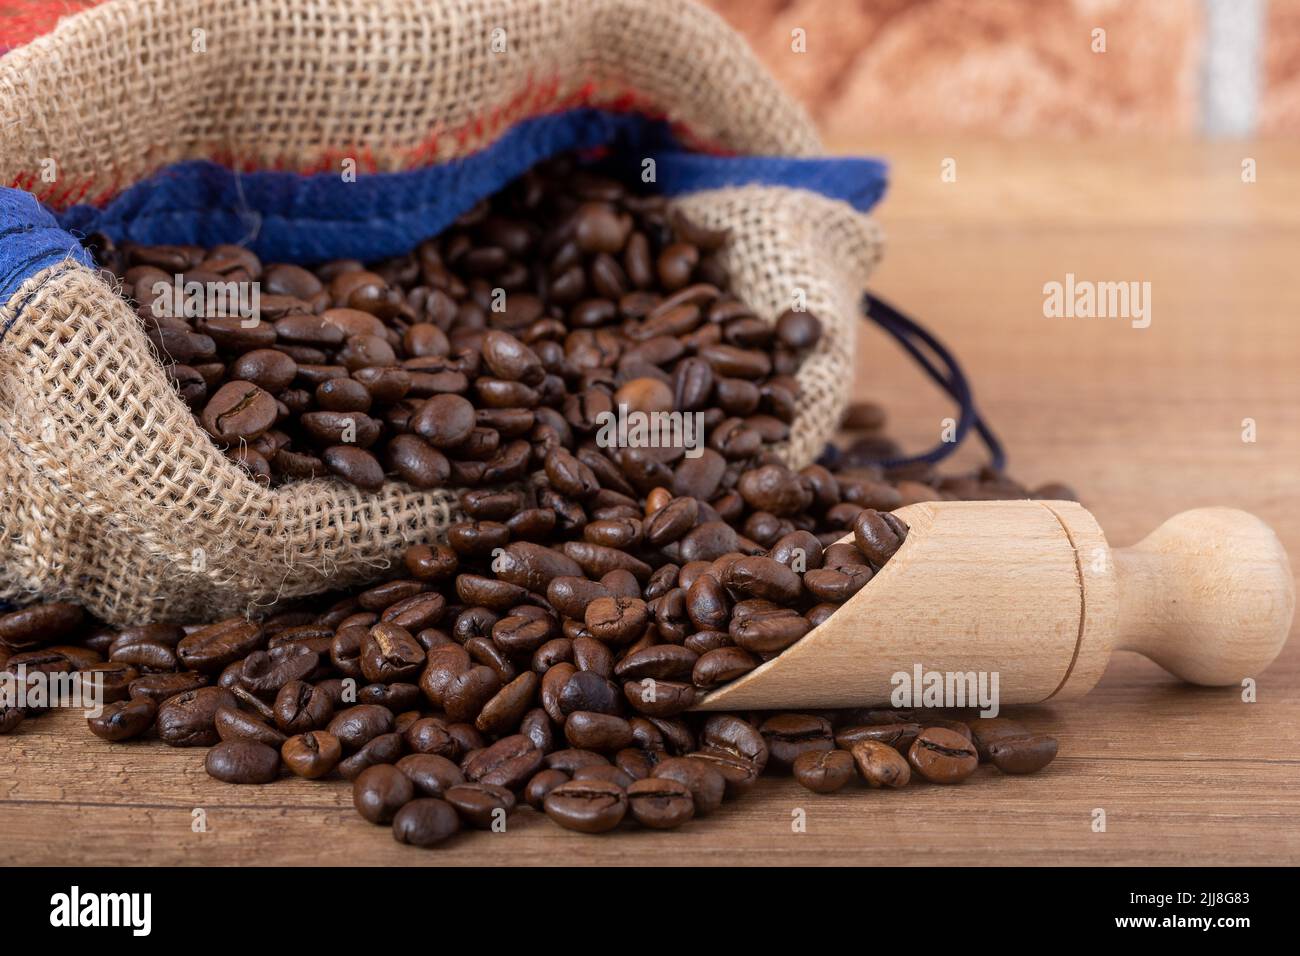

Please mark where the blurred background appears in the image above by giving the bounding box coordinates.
[705,0,1296,139]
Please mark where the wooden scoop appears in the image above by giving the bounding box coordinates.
[695,500,1294,710]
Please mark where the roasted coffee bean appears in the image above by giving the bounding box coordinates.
[360,623,426,683]
[476,672,539,736]
[445,783,515,829]
[86,696,156,741]
[851,740,912,788]
[200,381,278,444]
[557,670,620,716]
[177,618,263,672]
[0,602,84,650]
[699,714,768,772]
[443,666,501,723]
[206,739,281,784]
[835,722,922,753]
[625,777,695,829]
[564,712,634,752]
[327,704,395,752]
[128,671,207,704]
[282,731,343,779]
[544,780,628,833]
[652,756,725,816]
[273,679,334,734]
[79,662,138,703]
[403,717,456,756]
[760,713,834,772]
[109,638,177,673]
[338,732,405,779]
[392,798,461,847]
[793,749,855,793]
[691,646,758,688]
[622,678,696,717]
[215,706,287,747]
[397,753,465,797]
[968,717,1031,761]
[908,728,979,784]
[525,768,571,810]
[987,734,1058,774]
[852,509,909,568]
[353,764,415,824]
[464,734,544,789]
[238,646,319,698]
[585,596,649,645]
[156,687,237,747]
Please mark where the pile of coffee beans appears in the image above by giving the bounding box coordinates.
[1,489,1058,847]
[87,154,830,490]
[1,153,1070,847]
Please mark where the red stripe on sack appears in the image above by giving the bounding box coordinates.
[0,0,105,52]
[13,77,735,210]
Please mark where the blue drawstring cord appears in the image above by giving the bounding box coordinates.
[819,292,1007,473]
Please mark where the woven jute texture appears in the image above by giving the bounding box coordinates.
[0,0,882,624]
[0,0,823,189]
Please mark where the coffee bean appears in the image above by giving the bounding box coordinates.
[544,780,628,833]
[987,734,1058,774]
[625,777,694,829]
[0,602,84,650]
[392,798,460,847]
[652,756,724,816]
[760,714,833,773]
[353,764,415,823]
[282,731,343,778]
[206,739,281,784]
[156,687,237,747]
[338,732,405,779]
[200,381,278,444]
[327,704,395,752]
[360,623,425,683]
[584,597,648,645]
[524,768,571,810]
[793,749,855,793]
[128,671,207,704]
[968,717,1030,761]
[177,618,263,672]
[835,722,921,753]
[564,712,633,752]
[908,728,979,784]
[86,696,156,741]
[215,706,287,747]
[397,753,465,797]
[852,509,909,569]
[851,740,912,788]
[444,783,515,829]
[691,646,758,688]
[273,679,334,733]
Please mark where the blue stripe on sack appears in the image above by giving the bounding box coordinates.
[0,188,94,332]
[2,108,886,331]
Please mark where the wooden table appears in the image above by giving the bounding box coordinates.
[3,139,1297,866]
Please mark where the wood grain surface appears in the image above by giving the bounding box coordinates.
[3,138,1298,866]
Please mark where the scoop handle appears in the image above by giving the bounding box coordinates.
[1114,508,1294,685]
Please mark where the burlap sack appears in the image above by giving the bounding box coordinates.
[0,0,884,625]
